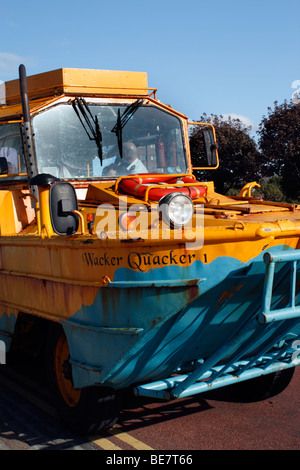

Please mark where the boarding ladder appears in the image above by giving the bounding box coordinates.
[135,250,300,400]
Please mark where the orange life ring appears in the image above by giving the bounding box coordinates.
[118,175,207,200]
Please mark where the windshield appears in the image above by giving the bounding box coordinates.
[33,101,188,179]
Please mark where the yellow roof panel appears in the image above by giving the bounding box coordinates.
[4,68,149,104]
[0,97,60,121]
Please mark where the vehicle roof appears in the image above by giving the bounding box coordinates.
[0,68,150,121]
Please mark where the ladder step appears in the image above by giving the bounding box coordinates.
[259,250,300,324]
[134,358,295,400]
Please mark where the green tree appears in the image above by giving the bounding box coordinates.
[257,101,300,201]
[190,114,262,194]
[252,175,285,202]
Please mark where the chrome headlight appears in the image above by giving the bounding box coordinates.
[159,192,194,227]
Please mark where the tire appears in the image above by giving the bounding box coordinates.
[46,324,119,435]
[228,367,295,403]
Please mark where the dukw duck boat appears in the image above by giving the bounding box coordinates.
[0,65,299,434]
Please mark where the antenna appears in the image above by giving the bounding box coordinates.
[19,64,38,197]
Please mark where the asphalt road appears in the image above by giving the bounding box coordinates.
[115,366,300,450]
[0,362,299,451]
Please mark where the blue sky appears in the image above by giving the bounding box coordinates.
[1,0,299,135]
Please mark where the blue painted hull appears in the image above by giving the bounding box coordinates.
[64,245,300,390]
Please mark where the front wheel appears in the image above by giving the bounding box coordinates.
[46,324,119,435]
[228,367,295,403]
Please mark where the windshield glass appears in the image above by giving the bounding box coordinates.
[0,123,26,176]
[33,102,188,179]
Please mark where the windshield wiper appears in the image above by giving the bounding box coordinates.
[72,97,103,164]
[111,98,144,158]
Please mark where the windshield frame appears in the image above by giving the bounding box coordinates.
[31,97,189,181]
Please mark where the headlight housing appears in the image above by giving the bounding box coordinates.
[158,192,194,228]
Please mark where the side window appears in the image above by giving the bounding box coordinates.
[0,123,26,178]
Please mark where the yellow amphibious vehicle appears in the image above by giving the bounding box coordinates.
[0,65,299,434]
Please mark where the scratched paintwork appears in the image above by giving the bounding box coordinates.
[0,67,299,399]
[0,214,300,392]
[63,244,300,388]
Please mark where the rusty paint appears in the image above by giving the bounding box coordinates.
[0,66,299,406]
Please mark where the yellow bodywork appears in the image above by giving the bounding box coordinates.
[0,66,299,401]
[5,68,150,104]
[0,171,299,325]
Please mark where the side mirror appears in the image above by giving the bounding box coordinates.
[203,128,218,166]
[188,122,219,170]
[49,182,79,235]
[0,157,8,174]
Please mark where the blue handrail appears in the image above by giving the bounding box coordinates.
[257,250,300,324]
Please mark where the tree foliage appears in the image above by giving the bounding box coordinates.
[190,114,261,194]
[257,101,300,200]
[252,175,285,202]
[189,102,300,202]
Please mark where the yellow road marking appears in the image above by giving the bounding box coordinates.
[92,436,122,450]
[0,370,152,451]
[109,428,154,450]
